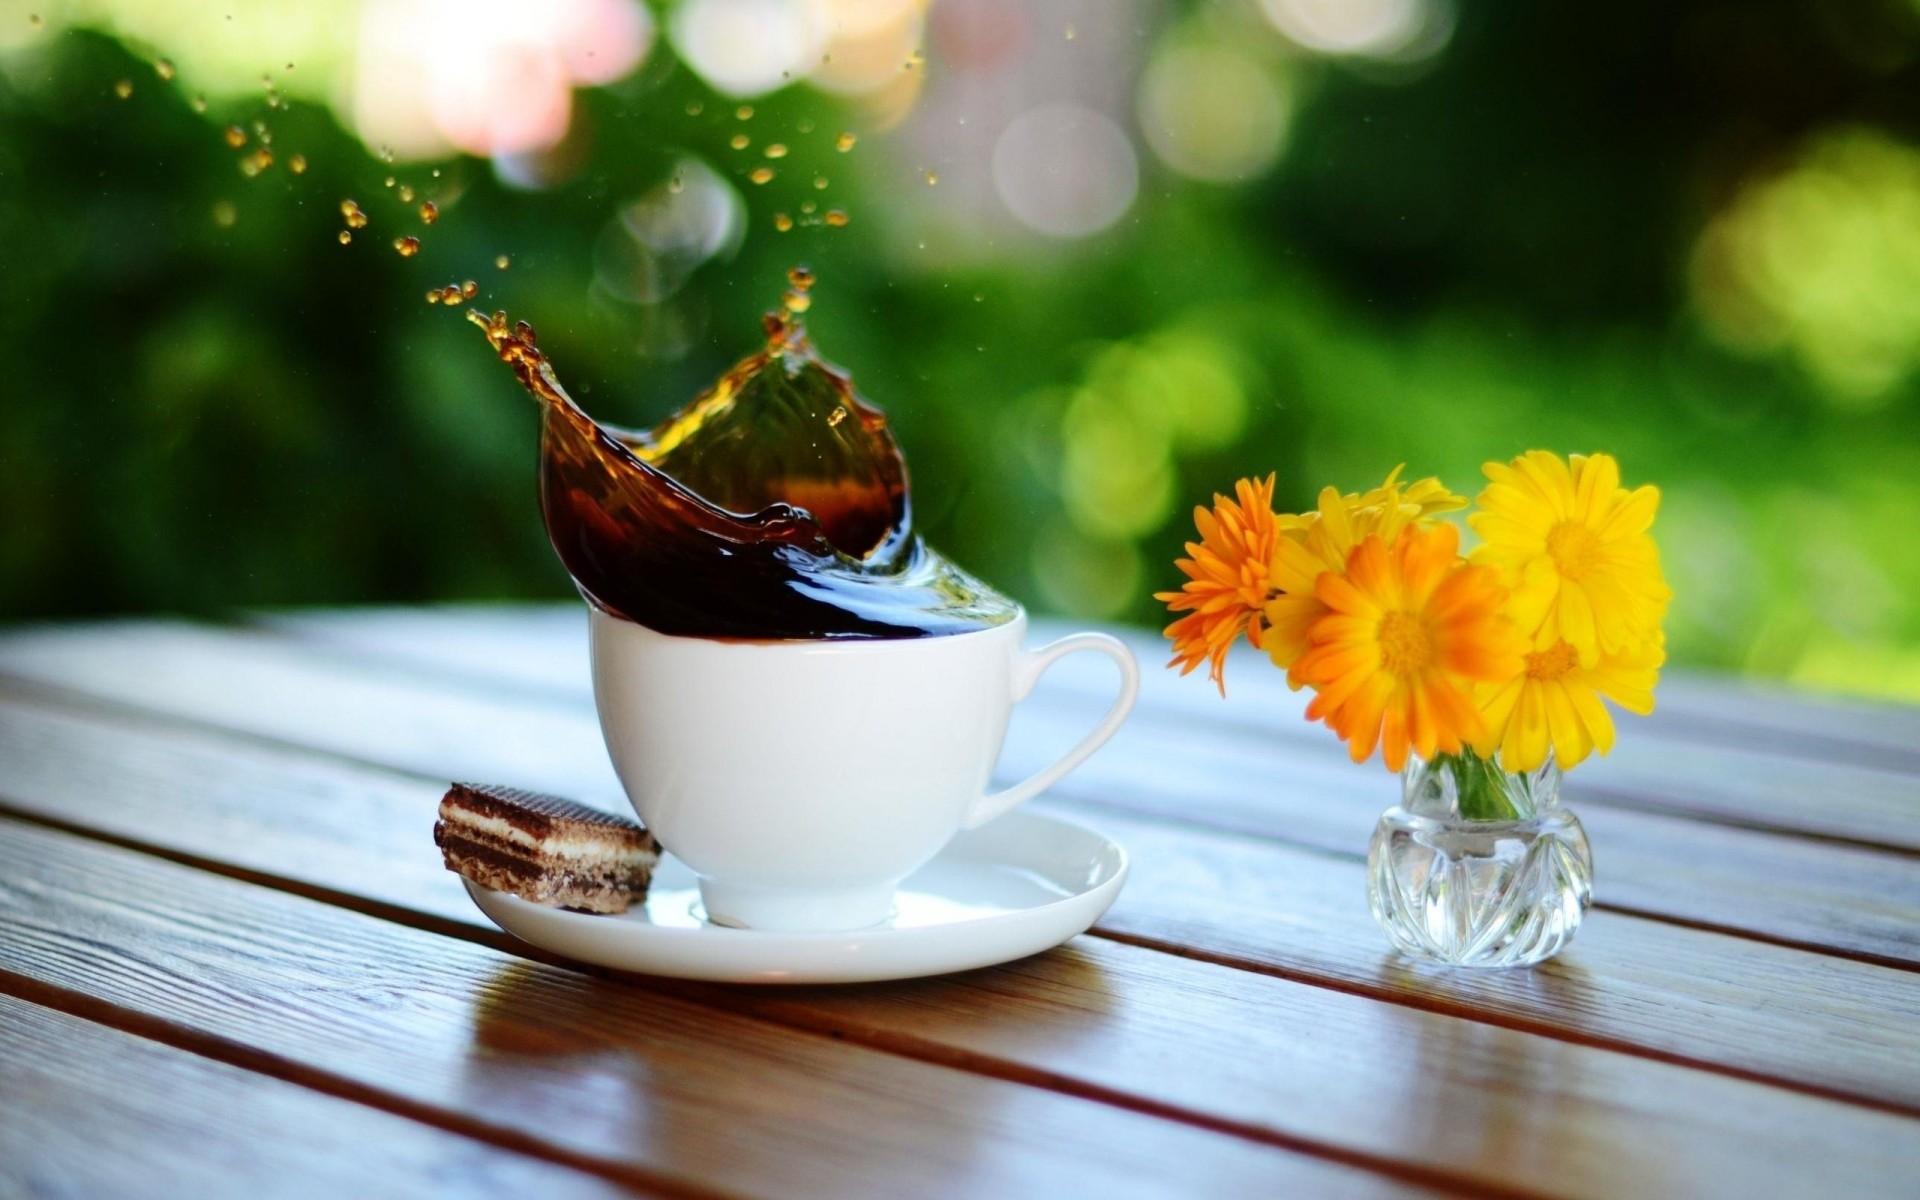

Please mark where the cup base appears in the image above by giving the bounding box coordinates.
[698,879,898,932]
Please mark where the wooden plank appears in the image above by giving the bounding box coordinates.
[252,612,1920,958]
[0,818,1422,1200]
[5,740,1920,1198]
[256,608,1920,852]
[0,993,641,1200]
[265,604,1920,773]
[4,683,1920,1123]
[4,622,1916,970]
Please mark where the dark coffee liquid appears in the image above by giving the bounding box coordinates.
[470,269,1019,640]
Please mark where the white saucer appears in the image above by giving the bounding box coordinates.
[463,809,1128,984]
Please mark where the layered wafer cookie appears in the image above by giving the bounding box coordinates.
[435,782,660,913]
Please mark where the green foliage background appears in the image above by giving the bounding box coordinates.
[3,3,1919,700]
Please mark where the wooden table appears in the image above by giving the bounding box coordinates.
[2,606,1917,1198]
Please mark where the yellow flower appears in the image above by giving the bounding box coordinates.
[1477,633,1666,772]
[1293,522,1524,771]
[1156,474,1281,694]
[1264,467,1466,680]
[1469,451,1670,662]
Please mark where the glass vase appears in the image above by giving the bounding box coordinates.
[1366,752,1592,968]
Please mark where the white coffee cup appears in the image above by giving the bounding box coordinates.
[588,606,1139,931]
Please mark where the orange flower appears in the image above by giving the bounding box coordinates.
[1293,523,1523,771]
[1264,468,1466,682]
[1156,474,1282,694]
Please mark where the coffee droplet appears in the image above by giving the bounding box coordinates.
[288,154,307,174]
[240,147,273,177]
[338,230,353,245]
[729,133,750,151]
[824,208,849,226]
[764,143,788,159]
[835,132,856,152]
[155,59,175,81]
[225,125,247,149]
[394,236,420,257]
[735,104,753,120]
[749,167,774,185]
[924,169,938,186]
[495,254,511,270]
[797,117,815,133]
[425,289,441,304]
[340,199,369,229]
[191,95,208,113]
[383,175,395,188]
[813,176,829,190]
[774,212,793,232]
[397,183,415,203]
[211,200,237,227]
[114,80,133,99]
[461,280,479,299]
[827,405,847,427]
[419,200,438,224]
[685,100,703,116]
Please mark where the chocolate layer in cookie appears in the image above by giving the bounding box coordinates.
[435,782,659,913]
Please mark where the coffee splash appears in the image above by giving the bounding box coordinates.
[470,268,1018,640]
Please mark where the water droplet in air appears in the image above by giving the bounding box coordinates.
[155,59,175,81]
[418,200,438,224]
[749,167,774,185]
[735,105,753,120]
[825,209,849,227]
[114,80,133,99]
[730,133,750,151]
[394,236,420,257]
[764,143,788,159]
[774,213,793,232]
[835,132,856,152]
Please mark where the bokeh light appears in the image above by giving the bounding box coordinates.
[668,0,826,99]
[1258,0,1448,61]
[353,0,651,162]
[594,159,747,306]
[1692,127,1920,407]
[1137,40,1291,183]
[992,102,1138,238]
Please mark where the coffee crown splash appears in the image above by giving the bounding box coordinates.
[470,267,1018,639]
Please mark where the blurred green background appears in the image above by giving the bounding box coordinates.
[3,0,1919,700]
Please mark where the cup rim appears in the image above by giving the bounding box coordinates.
[585,600,1028,651]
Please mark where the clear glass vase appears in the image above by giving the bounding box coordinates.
[1366,752,1593,968]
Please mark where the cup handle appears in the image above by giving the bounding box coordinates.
[963,632,1140,829]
